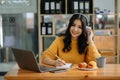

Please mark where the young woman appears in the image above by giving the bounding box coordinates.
[41,14,101,66]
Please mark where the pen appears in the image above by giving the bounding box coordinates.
[55,55,66,65]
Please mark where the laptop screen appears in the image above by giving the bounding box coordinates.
[11,48,41,72]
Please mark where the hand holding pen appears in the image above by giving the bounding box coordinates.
[55,55,66,66]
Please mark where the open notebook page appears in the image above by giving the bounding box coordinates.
[56,63,72,69]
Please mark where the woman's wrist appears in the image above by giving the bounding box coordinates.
[43,58,56,66]
[88,40,94,45]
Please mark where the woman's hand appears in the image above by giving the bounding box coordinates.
[54,59,66,66]
[86,27,94,45]
[42,57,66,67]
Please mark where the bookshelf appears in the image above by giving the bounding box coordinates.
[38,0,120,63]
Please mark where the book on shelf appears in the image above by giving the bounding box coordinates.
[50,0,56,14]
[73,0,79,13]
[84,0,90,13]
[47,22,53,35]
[79,0,84,13]
[41,22,47,35]
[85,0,93,14]
[44,0,50,14]
[55,0,62,14]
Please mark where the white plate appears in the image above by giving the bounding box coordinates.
[76,66,98,71]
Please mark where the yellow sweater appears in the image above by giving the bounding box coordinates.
[41,36,101,64]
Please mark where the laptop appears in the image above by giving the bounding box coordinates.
[11,48,66,73]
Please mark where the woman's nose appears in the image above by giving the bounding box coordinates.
[74,27,78,31]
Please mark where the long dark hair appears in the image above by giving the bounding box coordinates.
[62,14,89,54]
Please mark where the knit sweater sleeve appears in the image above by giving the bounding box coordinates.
[85,43,101,63]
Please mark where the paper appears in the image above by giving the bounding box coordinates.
[56,63,72,69]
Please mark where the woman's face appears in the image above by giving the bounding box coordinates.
[70,19,82,39]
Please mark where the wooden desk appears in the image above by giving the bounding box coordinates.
[4,64,120,80]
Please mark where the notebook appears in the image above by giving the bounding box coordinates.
[56,63,72,69]
[11,48,67,73]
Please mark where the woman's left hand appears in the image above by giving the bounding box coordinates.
[86,27,94,44]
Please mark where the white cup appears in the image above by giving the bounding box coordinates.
[96,56,106,68]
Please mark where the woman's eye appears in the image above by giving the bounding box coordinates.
[78,26,82,29]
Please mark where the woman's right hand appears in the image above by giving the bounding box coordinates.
[54,59,66,66]
[42,57,66,67]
